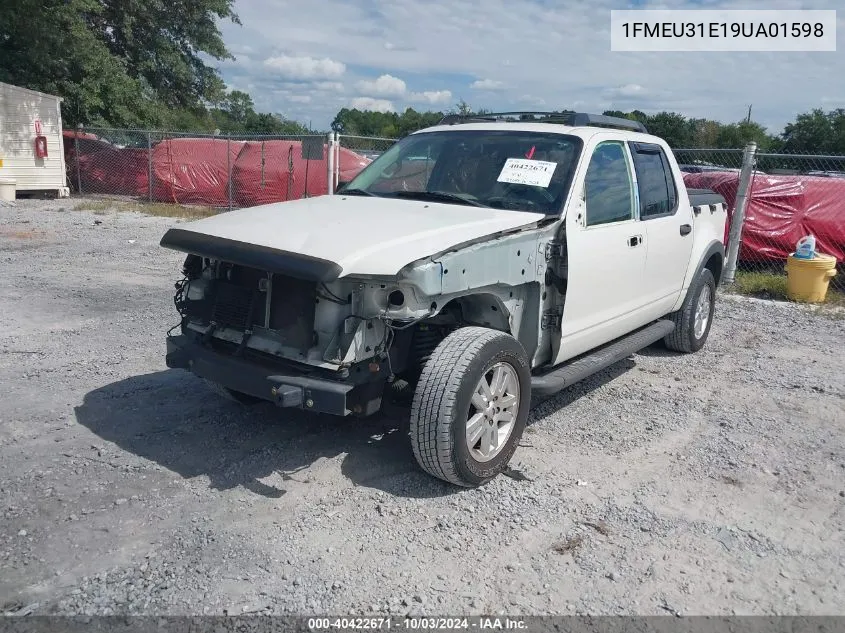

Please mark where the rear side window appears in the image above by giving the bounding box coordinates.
[630,143,677,219]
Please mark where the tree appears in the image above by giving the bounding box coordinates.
[0,0,150,126]
[642,112,695,147]
[689,118,722,148]
[715,120,777,151]
[395,109,445,136]
[0,0,239,127]
[781,108,845,154]
[85,0,239,110]
[218,91,255,127]
[454,100,473,116]
[207,90,309,135]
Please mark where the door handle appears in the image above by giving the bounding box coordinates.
[628,235,642,247]
[680,224,692,236]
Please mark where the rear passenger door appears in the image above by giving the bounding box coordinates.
[628,142,695,319]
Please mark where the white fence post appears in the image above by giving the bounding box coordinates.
[326,132,336,195]
[722,141,758,285]
[226,134,233,211]
[335,133,342,190]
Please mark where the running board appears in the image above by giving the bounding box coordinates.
[531,320,675,397]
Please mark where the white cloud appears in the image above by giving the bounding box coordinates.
[471,79,504,90]
[289,95,312,103]
[356,74,407,97]
[408,90,452,105]
[263,54,346,80]
[607,84,646,98]
[350,97,395,113]
[314,82,345,93]
[515,95,546,106]
[224,0,845,133]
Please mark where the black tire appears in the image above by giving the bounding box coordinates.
[409,326,531,487]
[203,379,262,405]
[664,267,716,353]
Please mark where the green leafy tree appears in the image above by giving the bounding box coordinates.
[0,0,239,127]
[0,0,150,126]
[715,120,777,150]
[208,91,309,135]
[217,90,255,127]
[688,118,722,148]
[781,108,845,154]
[454,99,473,116]
[86,0,239,110]
[642,112,694,147]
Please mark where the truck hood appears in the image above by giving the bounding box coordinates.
[159,195,544,281]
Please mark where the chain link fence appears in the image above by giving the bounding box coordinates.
[336,134,396,159]
[63,128,373,209]
[333,134,396,189]
[674,146,845,294]
[64,129,397,207]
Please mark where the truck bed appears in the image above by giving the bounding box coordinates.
[688,188,726,208]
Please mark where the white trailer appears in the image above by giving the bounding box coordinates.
[0,82,70,200]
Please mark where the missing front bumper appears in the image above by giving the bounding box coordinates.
[166,335,354,415]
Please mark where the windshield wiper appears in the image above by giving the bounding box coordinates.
[388,190,489,207]
[339,187,380,197]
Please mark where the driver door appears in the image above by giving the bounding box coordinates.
[554,139,649,364]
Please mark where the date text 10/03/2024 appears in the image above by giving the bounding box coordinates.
[307,617,528,630]
[621,21,824,38]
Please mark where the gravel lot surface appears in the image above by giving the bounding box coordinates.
[1,199,844,617]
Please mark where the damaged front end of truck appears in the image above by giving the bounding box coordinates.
[159,216,542,420]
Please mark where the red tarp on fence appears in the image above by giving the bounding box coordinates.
[63,131,150,196]
[682,171,845,264]
[152,138,246,206]
[64,133,372,206]
[231,140,371,207]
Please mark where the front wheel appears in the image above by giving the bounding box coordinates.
[409,327,531,487]
[664,267,716,353]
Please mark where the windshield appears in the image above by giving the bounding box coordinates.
[342,129,583,214]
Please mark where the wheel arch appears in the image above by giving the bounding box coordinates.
[441,292,512,333]
[704,248,724,286]
[439,282,542,355]
[672,240,724,312]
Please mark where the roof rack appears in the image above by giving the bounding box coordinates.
[437,111,648,134]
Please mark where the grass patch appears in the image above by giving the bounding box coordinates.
[74,200,113,213]
[727,270,845,310]
[73,198,219,219]
[135,202,220,219]
[731,271,789,301]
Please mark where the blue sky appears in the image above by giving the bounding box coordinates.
[214,0,843,135]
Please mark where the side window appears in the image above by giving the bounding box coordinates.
[583,141,635,226]
[630,144,678,219]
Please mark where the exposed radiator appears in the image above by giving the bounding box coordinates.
[211,282,258,330]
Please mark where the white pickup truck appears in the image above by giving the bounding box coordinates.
[160,112,728,487]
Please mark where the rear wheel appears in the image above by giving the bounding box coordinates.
[664,267,716,353]
[409,327,531,487]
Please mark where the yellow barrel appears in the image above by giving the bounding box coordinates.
[785,253,838,303]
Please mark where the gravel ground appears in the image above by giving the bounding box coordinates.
[1,198,843,617]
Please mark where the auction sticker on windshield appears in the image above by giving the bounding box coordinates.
[497,158,557,187]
